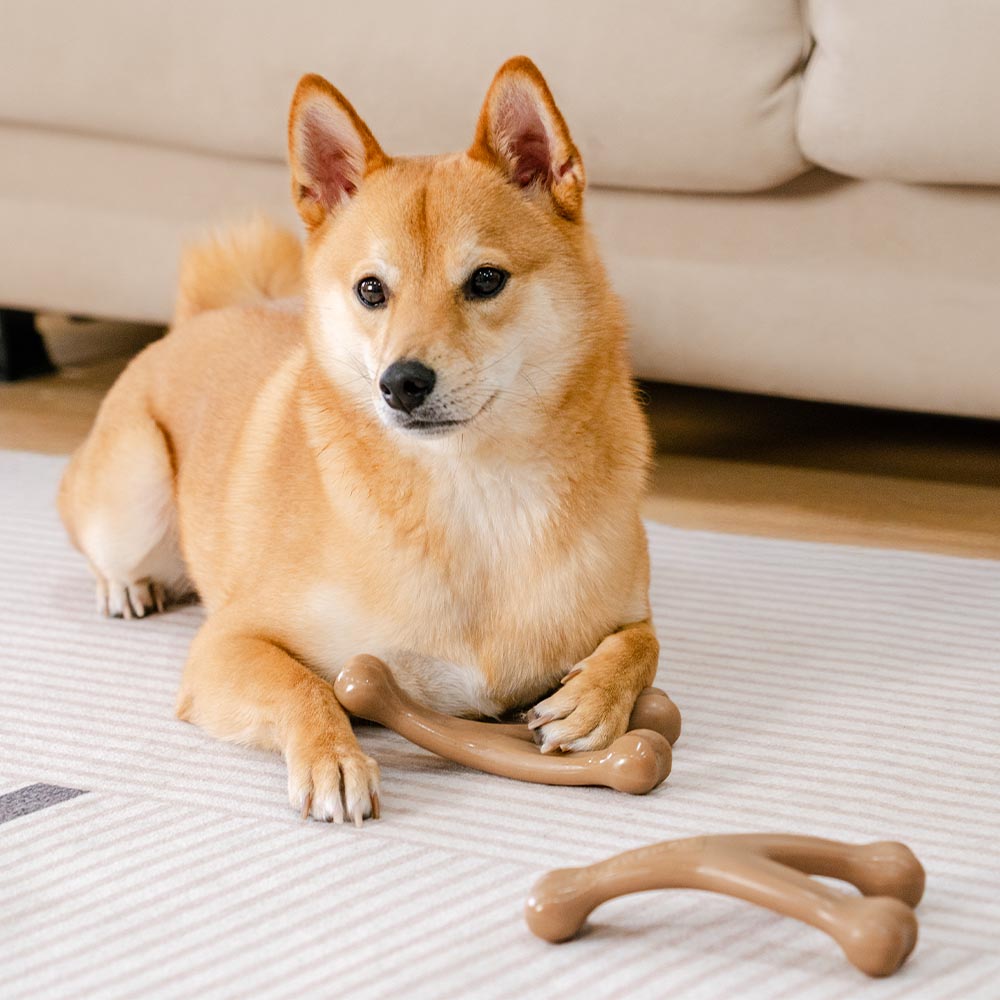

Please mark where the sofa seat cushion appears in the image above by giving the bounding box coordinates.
[3,124,999,418]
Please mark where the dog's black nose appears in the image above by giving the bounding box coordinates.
[379,359,436,413]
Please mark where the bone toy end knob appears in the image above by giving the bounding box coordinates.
[525,868,594,943]
[846,841,925,909]
[333,654,393,719]
[597,730,672,795]
[631,687,682,746]
[832,896,919,978]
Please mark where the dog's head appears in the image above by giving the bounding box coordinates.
[289,58,608,444]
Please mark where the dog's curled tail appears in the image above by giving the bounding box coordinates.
[173,215,303,325]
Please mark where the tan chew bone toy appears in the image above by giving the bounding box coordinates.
[526,834,925,977]
[333,655,677,794]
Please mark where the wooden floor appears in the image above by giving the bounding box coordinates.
[642,383,999,559]
[3,317,998,560]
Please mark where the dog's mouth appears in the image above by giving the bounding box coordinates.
[396,415,474,436]
[389,391,499,437]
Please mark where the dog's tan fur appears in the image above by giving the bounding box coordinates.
[58,57,659,824]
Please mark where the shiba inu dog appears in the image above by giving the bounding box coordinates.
[58,57,659,825]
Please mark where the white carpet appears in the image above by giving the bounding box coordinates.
[1,450,998,999]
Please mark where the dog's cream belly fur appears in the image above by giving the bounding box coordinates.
[294,581,501,717]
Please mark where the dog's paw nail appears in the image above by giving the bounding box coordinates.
[527,714,551,731]
[560,667,582,684]
[371,792,381,820]
[300,791,313,821]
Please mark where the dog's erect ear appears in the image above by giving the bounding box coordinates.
[468,56,585,221]
[288,73,388,230]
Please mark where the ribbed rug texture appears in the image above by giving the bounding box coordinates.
[1,450,998,999]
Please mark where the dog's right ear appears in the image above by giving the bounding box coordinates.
[468,57,585,221]
[288,74,388,230]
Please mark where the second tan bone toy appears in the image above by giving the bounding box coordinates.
[333,655,677,794]
[526,834,925,978]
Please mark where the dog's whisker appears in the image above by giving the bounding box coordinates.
[312,348,371,385]
[476,337,526,377]
[518,369,542,400]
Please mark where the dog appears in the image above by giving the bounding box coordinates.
[58,57,659,825]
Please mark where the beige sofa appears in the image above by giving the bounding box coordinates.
[2,1,999,417]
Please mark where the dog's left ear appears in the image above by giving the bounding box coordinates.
[468,56,586,221]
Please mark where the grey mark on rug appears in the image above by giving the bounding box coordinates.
[0,784,87,825]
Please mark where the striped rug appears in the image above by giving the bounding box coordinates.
[1,450,997,999]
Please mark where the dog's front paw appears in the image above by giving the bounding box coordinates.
[526,672,633,754]
[96,576,167,619]
[286,731,381,826]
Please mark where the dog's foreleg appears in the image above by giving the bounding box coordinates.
[527,621,660,753]
[176,614,380,824]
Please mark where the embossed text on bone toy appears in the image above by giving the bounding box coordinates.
[525,834,924,977]
[333,655,674,794]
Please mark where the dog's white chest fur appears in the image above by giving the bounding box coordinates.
[297,450,574,718]
[434,446,556,554]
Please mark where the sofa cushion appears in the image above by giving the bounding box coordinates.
[4,124,999,419]
[798,0,1000,184]
[0,0,809,193]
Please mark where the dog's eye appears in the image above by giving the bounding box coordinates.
[356,276,387,308]
[465,266,508,300]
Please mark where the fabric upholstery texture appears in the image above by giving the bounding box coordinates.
[3,126,998,418]
[799,0,1000,184]
[0,0,809,193]
[2,2,999,416]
